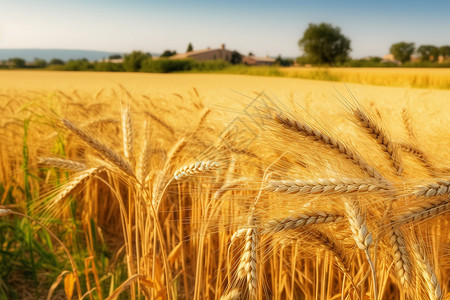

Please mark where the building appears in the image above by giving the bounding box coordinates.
[171,44,232,62]
[242,55,276,66]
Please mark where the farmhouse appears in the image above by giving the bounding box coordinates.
[171,44,232,62]
[242,55,276,66]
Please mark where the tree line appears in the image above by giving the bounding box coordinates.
[297,23,450,66]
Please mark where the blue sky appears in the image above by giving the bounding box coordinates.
[1,0,449,58]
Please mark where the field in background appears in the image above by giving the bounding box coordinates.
[279,67,450,89]
[0,71,449,299]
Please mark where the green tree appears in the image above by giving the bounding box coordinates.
[186,43,193,52]
[108,54,122,60]
[275,55,294,66]
[390,42,415,64]
[439,45,450,59]
[123,51,151,72]
[230,51,243,64]
[9,57,26,68]
[298,23,351,64]
[33,58,47,68]
[49,58,65,65]
[160,50,177,57]
[417,45,439,62]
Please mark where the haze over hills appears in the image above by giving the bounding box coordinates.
[0,49,126,62]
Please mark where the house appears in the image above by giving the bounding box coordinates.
[171,44,232,62]
[242,55,276,66]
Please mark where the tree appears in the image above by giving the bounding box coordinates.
[123,51,151,72]
[186,43,193,52]
[33,58,47,68]
[49,58,65,65]
[439,46,450,59]
[390,42,415,64]
[298,23,351,64]
[230,51,243,64]
[9,57,26,68]
[160,50,177,57]
[417,45,439,62]
[275,55,294,66]
[109,54,122,60]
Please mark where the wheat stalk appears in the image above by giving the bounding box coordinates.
[353,107,403,175]
[412,243,442,300]
[38,157,87,171]
[272,111,383,180]
[266,178,389,195]
[174,160,220,180]
[261,212,344,234]
[413,180,450,197]
[62,119,134,177]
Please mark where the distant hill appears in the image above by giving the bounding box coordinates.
[0,49,122,62]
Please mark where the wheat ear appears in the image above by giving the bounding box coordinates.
[121,104,134,163]
[344,201,373,250]
[144,111,175,135]
[399,142,437,175]
[62,119,134,177]
[174,160,220,180]
[220,289,241,300]
[38,157,87,171]
[388,226,411,287]
[412,243,442,300]
[413,180,450,197]
[137,120,151,184]
[401,106,416,141]
[309,230,352,279]
[52,167,105,204]
[353,107,403,175]
[213,178,249,201]
[273,112,383,180]
[266,178,389,195]
[237,216,258,300]
[344,200,378,299]
[395,198,449,225]
[261,212,344,234]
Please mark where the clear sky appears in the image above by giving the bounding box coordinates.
[1,0,449,58]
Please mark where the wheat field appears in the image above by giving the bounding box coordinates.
[280,67,450,89]
[0,70,449,299]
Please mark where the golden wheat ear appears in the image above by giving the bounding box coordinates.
[352,106,403,176]
[412,243,443,300]
[261,211,344,234]
[120,103,134,165]
[265,177,390,195]
[61,119,135,178]
[174,160,220,180]
[388,226,412,287]
[271,110,384,180]
[38,157,87,171]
